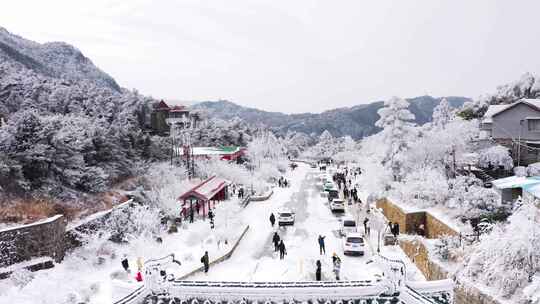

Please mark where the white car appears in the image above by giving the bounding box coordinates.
[277,210,296,226]
[330,199,345,212]
[343,233,365,256]
[341,217,357,235]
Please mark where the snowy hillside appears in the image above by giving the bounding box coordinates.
[0,28,160,212]
[0,27,120,91]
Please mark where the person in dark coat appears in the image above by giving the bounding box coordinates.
[273,232,280,252]
[392,222,399,238]
[208,209,215,229]
[363,217,370,236]
[201,251,209,273]
[279,240,286,259]
[332,253,341,281]
[269,213,276,227]
[318,235,326,255]
[121,256,130,272]
[189,207,194,223]
[315,260,322,281]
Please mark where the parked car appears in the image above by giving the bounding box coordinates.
[343,233,365,256]
[323,181,335,191]
[330,199,345,212]
[341,217,357,235]
[327,189,339,202]
[310,163,317,169]
[277,209,296,226]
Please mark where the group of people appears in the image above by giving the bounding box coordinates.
[343,186,360,203]
[272,232,287,259]
[333,170,361,204]
[231,183,246,199]
[278,176,289,188]
[388,221,400,238]
[121,255,144,282]
[314,253,342,281]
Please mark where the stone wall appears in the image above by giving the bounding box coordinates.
[376,198,460,238]
[426,213,459,239]
[0,215,66,268]
[0,200,134,276]
[399,236,501,304]
[399,238,449,281]
[376,198,409,234]
[378,198,502,304]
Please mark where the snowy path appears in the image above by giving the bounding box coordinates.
[191,164,382,282]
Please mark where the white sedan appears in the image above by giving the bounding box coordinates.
[343,233,365,256]
[330,199,345,212]
[277,210,296,226]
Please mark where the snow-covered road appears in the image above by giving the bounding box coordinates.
[191,164,382,282]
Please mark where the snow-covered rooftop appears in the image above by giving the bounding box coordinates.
[192,146,241,156]
[523,182,540,199]
[482,104,508,123]
[178,175,229,201]
[492,175,540,189]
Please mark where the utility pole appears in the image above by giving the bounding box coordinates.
[518,120,524,167]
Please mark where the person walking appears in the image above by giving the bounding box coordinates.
[363,217,370,236]
[269,213,276,227]
[272,232,280,252]
[394,223,400,236]
[208,209,215,229]
[315,260,322,281]
[279,240,287,260]
[318,235,326,255]
[201,251,210,273]
[332,253,341,281]
[392,223,398,238]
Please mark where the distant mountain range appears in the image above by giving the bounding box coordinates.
[192,96,470,139]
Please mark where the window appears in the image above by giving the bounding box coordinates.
[528,119,540,132]
[343,220,356,227]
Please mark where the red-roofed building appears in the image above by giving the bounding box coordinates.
[178,176,229,219]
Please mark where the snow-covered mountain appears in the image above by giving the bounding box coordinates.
[0,27,120,91]
[192,96,470,139]
[0,27,156,203]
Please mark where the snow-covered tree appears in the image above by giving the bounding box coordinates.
[334,136,359,163]
[478,145,513,171]
[458,202,540,300]
[375,97,416,181]
[432,98,453,130]
[302,130,340,159]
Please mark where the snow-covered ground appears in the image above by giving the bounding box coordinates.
[0,196,247,304]
[192,164,384,282]
[0,163,427,304]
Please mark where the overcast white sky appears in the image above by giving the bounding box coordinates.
[2,1,540,113]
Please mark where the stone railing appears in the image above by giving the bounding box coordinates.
[249,190,274,202]
[241,190,274,208]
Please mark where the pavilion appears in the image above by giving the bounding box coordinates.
[178,175,229,219]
